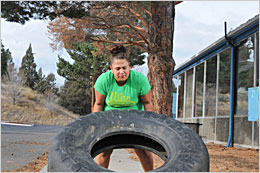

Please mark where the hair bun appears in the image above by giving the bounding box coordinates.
[111,45,126,56]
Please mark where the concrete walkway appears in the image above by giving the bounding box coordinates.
[109,149,143,172]
[41,149,143,172]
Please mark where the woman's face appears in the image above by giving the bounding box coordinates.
[110,59,132,85]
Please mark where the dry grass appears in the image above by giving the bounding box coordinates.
[1,85,80,126]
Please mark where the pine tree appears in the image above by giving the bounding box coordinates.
[34,67,46,93]
[19,43,38,89]
[1,41,13,77]
[57,42,107,86]
[57,42,107,111]
[43,73,58,103]
[45,73,58,95]
[35,69,58,96]
[58,80,92,115]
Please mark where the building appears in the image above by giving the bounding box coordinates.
[172,15,259,148]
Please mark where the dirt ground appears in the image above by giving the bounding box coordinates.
[4,142,259,172]
[128,142,259,172]
[3,152,48,172]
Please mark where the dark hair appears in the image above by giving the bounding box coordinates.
[110,45,130,65]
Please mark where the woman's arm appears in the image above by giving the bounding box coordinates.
[140,90,154,112]
[93,90,106,112]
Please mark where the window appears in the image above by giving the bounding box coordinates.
[194,63,204,117]
[205,56,217,117]
[185,69,193,118]
[218,48,231,116]
[177,73,185,118]
[236,35,255,115]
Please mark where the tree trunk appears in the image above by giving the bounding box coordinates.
[147,2,175,116]
[91,76,95,112]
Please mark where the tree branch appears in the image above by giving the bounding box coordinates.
[132,2,152,18]
[89,37,147,51]
[84,15,150,46]
[120,5,149,32]
[113,23,149,46]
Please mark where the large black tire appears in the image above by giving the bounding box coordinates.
[48,110,209,172]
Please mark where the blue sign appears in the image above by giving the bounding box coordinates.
[248,87,259,121]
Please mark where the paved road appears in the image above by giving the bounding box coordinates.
[1,123,63,171]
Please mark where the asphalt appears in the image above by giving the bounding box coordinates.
[41,149,143,172]
[1,123,63,171]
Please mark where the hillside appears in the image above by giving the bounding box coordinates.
[1,84,80,126]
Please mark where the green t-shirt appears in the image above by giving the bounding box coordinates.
[94,70,151,111]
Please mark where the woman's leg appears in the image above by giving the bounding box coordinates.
[96,149,113,168]
[134,149,154,171]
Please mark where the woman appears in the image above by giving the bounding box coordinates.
[93,45,154,171]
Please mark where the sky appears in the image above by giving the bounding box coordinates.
[1,1,259,86]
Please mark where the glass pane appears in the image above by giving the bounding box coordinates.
[205,56,217,117]
[185,69,193,118]
[256,32,259,86]
[218,48,231,116]
[178,73,185,118]
[172,76,178,118]
[194,63,204,117]
[236,35,255,115]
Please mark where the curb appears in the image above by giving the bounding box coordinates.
[1,122,34,127]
